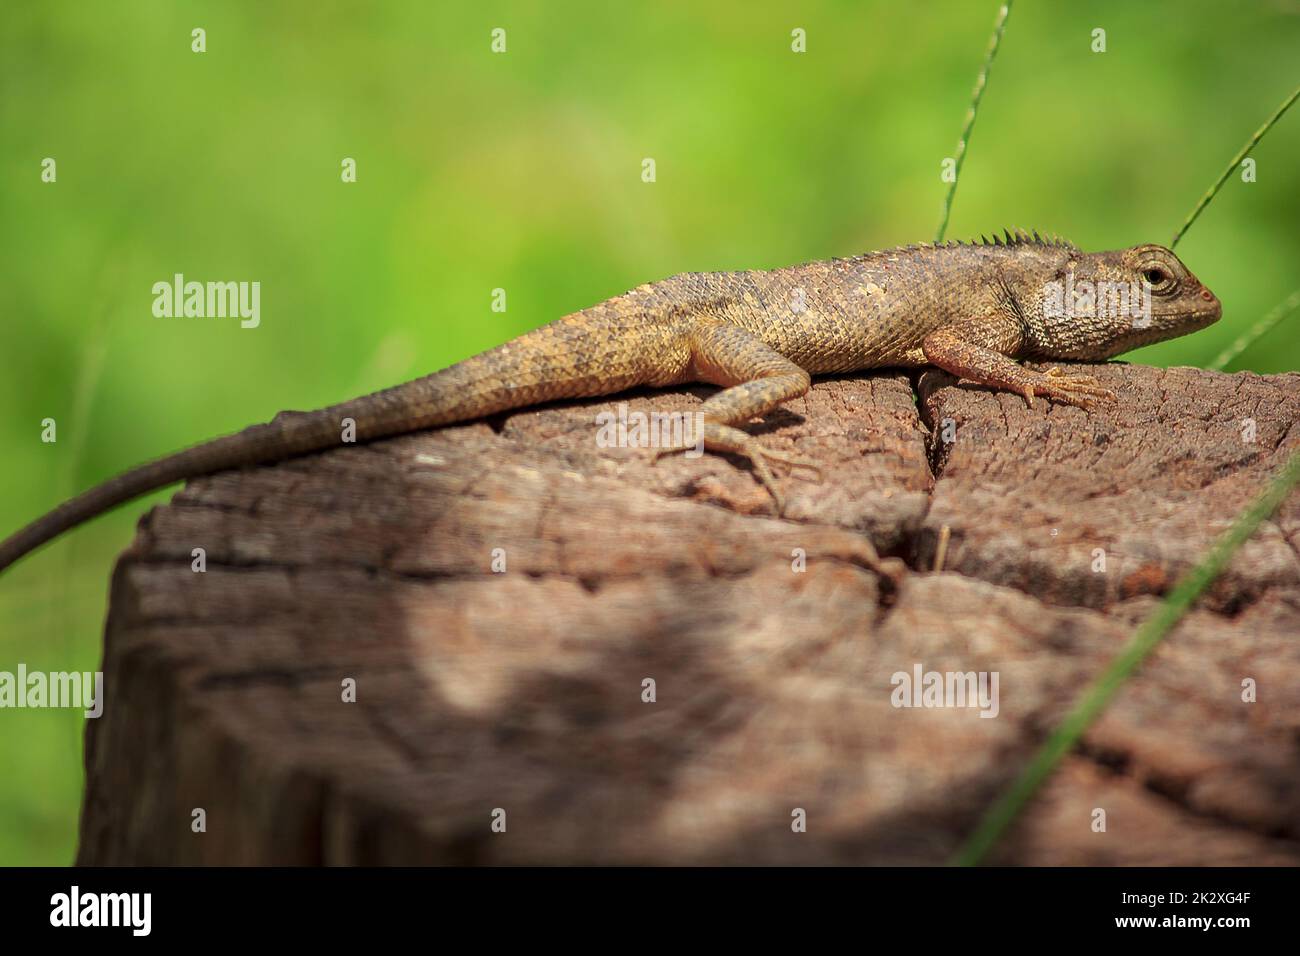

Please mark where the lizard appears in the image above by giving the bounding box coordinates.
[0,229,1220,575]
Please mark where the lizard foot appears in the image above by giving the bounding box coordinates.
[1020,367,1118,409]
[654,424,820,514]
[743,445,824,514]
[754,447,824,484]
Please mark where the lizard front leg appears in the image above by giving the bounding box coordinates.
[922,328,1117,408]
[659,321,821,512]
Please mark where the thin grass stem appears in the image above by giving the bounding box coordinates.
[952,447,1300,866]
[1171,84,1299,249]
[935,1,1013,243]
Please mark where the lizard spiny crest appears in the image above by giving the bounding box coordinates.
[893,228,1078,256]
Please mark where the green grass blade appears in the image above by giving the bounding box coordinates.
[952,446,1300,867]
[935,1,1014,243]
[1208,287,1300,371]
[1171,84,1300,249]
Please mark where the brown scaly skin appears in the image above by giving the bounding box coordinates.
[0,230,1220,573]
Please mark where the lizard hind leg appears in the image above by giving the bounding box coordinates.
[656,322,822,512]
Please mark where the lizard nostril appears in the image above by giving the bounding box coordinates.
[1200,288,1213,300]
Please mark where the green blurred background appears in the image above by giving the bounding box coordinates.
[0,1,1296,864]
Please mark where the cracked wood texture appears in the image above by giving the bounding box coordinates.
[78,363,1300,865]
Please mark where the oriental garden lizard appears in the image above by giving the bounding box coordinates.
[0,230,1221,574]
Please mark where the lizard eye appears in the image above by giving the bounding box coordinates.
[1141,265,1177,295]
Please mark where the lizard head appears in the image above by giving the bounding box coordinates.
[1021,243,1221,360]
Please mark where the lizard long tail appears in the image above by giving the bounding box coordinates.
[0,308,669,574]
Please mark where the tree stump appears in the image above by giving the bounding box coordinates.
[78,363,1300,865]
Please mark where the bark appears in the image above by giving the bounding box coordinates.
[78,363,1300,865]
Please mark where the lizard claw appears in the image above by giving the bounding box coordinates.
[752,447,825,516]
[1043,379,1117,408]
[741,454,787,514]
[652,425,817,515]
[1028,368,1117,409]
[757,448,824,483]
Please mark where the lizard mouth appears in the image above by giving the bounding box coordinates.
[1148,282,1222,325]
[1083,299,1224,359]
[1152,307,1220,322]
[1150,293,1222,327]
